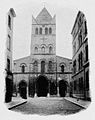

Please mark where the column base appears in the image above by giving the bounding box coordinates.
[47,93,50,97]
[34,93,37,97]
[57,93,60,97]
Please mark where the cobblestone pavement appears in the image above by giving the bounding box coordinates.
[11,97,84,115]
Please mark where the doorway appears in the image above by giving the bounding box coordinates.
[36,75,48,97]
[59,80,67,97]
[19,80,27,99]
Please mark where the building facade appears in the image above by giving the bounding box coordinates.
[5,8,16,102]
[71,11,90,100]
[13,7,72,98]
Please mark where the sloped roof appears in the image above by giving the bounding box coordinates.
[56,55,72,61]
[36,7,52,24]
[14,56,30,62]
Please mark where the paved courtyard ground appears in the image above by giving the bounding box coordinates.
[11,97,84,115]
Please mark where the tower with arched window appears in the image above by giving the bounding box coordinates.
[30,7,56,74]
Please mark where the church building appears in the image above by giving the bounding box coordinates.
[13,7,72,98]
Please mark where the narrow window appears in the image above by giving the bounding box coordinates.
[21,65,25,73]
[80,51,83,69]
[86,71,89,90]
[41,61,45,73]
[8,35,11,51]
[48,61,53,72]
[85,45,88,62]
[35,28,38,34]
[35,47,38,53]
[7,58,10,71]
[49,28,52,34]
[61,65,64,73]
[45,27,48,35]
[49,46,53,54]
[73,60,76,73]
[41,46,45,53]
[39,28,42,34]
[84,21,87,35]
[8,15,11,29]
[33,61,38,72]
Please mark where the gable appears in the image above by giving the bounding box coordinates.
[36,7,52,24]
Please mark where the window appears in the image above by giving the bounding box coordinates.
[49,46,53,54]
[80,51,83,68]
[7,35,11,50]
[35,47,38,53]
[35,28,38,34]
[78,54,80,70]
[49,28,52,34]
[78,30,82,48]
[78,51,83,70]
[39,28,42,34]
[84,21,87,35]
[7,58,10,71]
[86,71,89,90]
[45,27,48,34]
[8,15,11,29]
[85,45,88,62]
[48,61,53,72]
[41,46,45,53]
[33,61,38,72]
[61,65,64,73]
[41,61,45,73]
[21,65,25,73]
[73,60,76,74]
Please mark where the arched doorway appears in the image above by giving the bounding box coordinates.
[19,80,27,99]
[59,80,67,97]
[36,75,48,97]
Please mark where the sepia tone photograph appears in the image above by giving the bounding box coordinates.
[1,0,94,119]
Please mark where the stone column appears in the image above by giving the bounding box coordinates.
[34,77,37,97]
[57,86,60,97]
[47,80,50,97]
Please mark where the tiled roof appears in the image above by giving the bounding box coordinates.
[36,7,52,24]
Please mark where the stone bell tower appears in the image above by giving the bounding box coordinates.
[30,7,56,74]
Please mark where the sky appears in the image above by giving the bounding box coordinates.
[0,0,95,120]
[11,1,78,60]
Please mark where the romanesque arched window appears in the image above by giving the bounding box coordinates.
[49,27,52,34]
[35,47,38,53]
[41,46,45,53]
[35,28,38,34]
[61,65,64,73]
[48,61,53,72]
[33,61,38,72]
[45,27,48,34]
[21,65,25,73]
[49,46,53,54]
[20,63,27,73]
[39,27,42,34]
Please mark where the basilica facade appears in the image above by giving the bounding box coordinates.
[13,7,72,98]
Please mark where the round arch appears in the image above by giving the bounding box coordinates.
[59,80,67,97]
[36,75,48,97]
[19,80,27,99]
